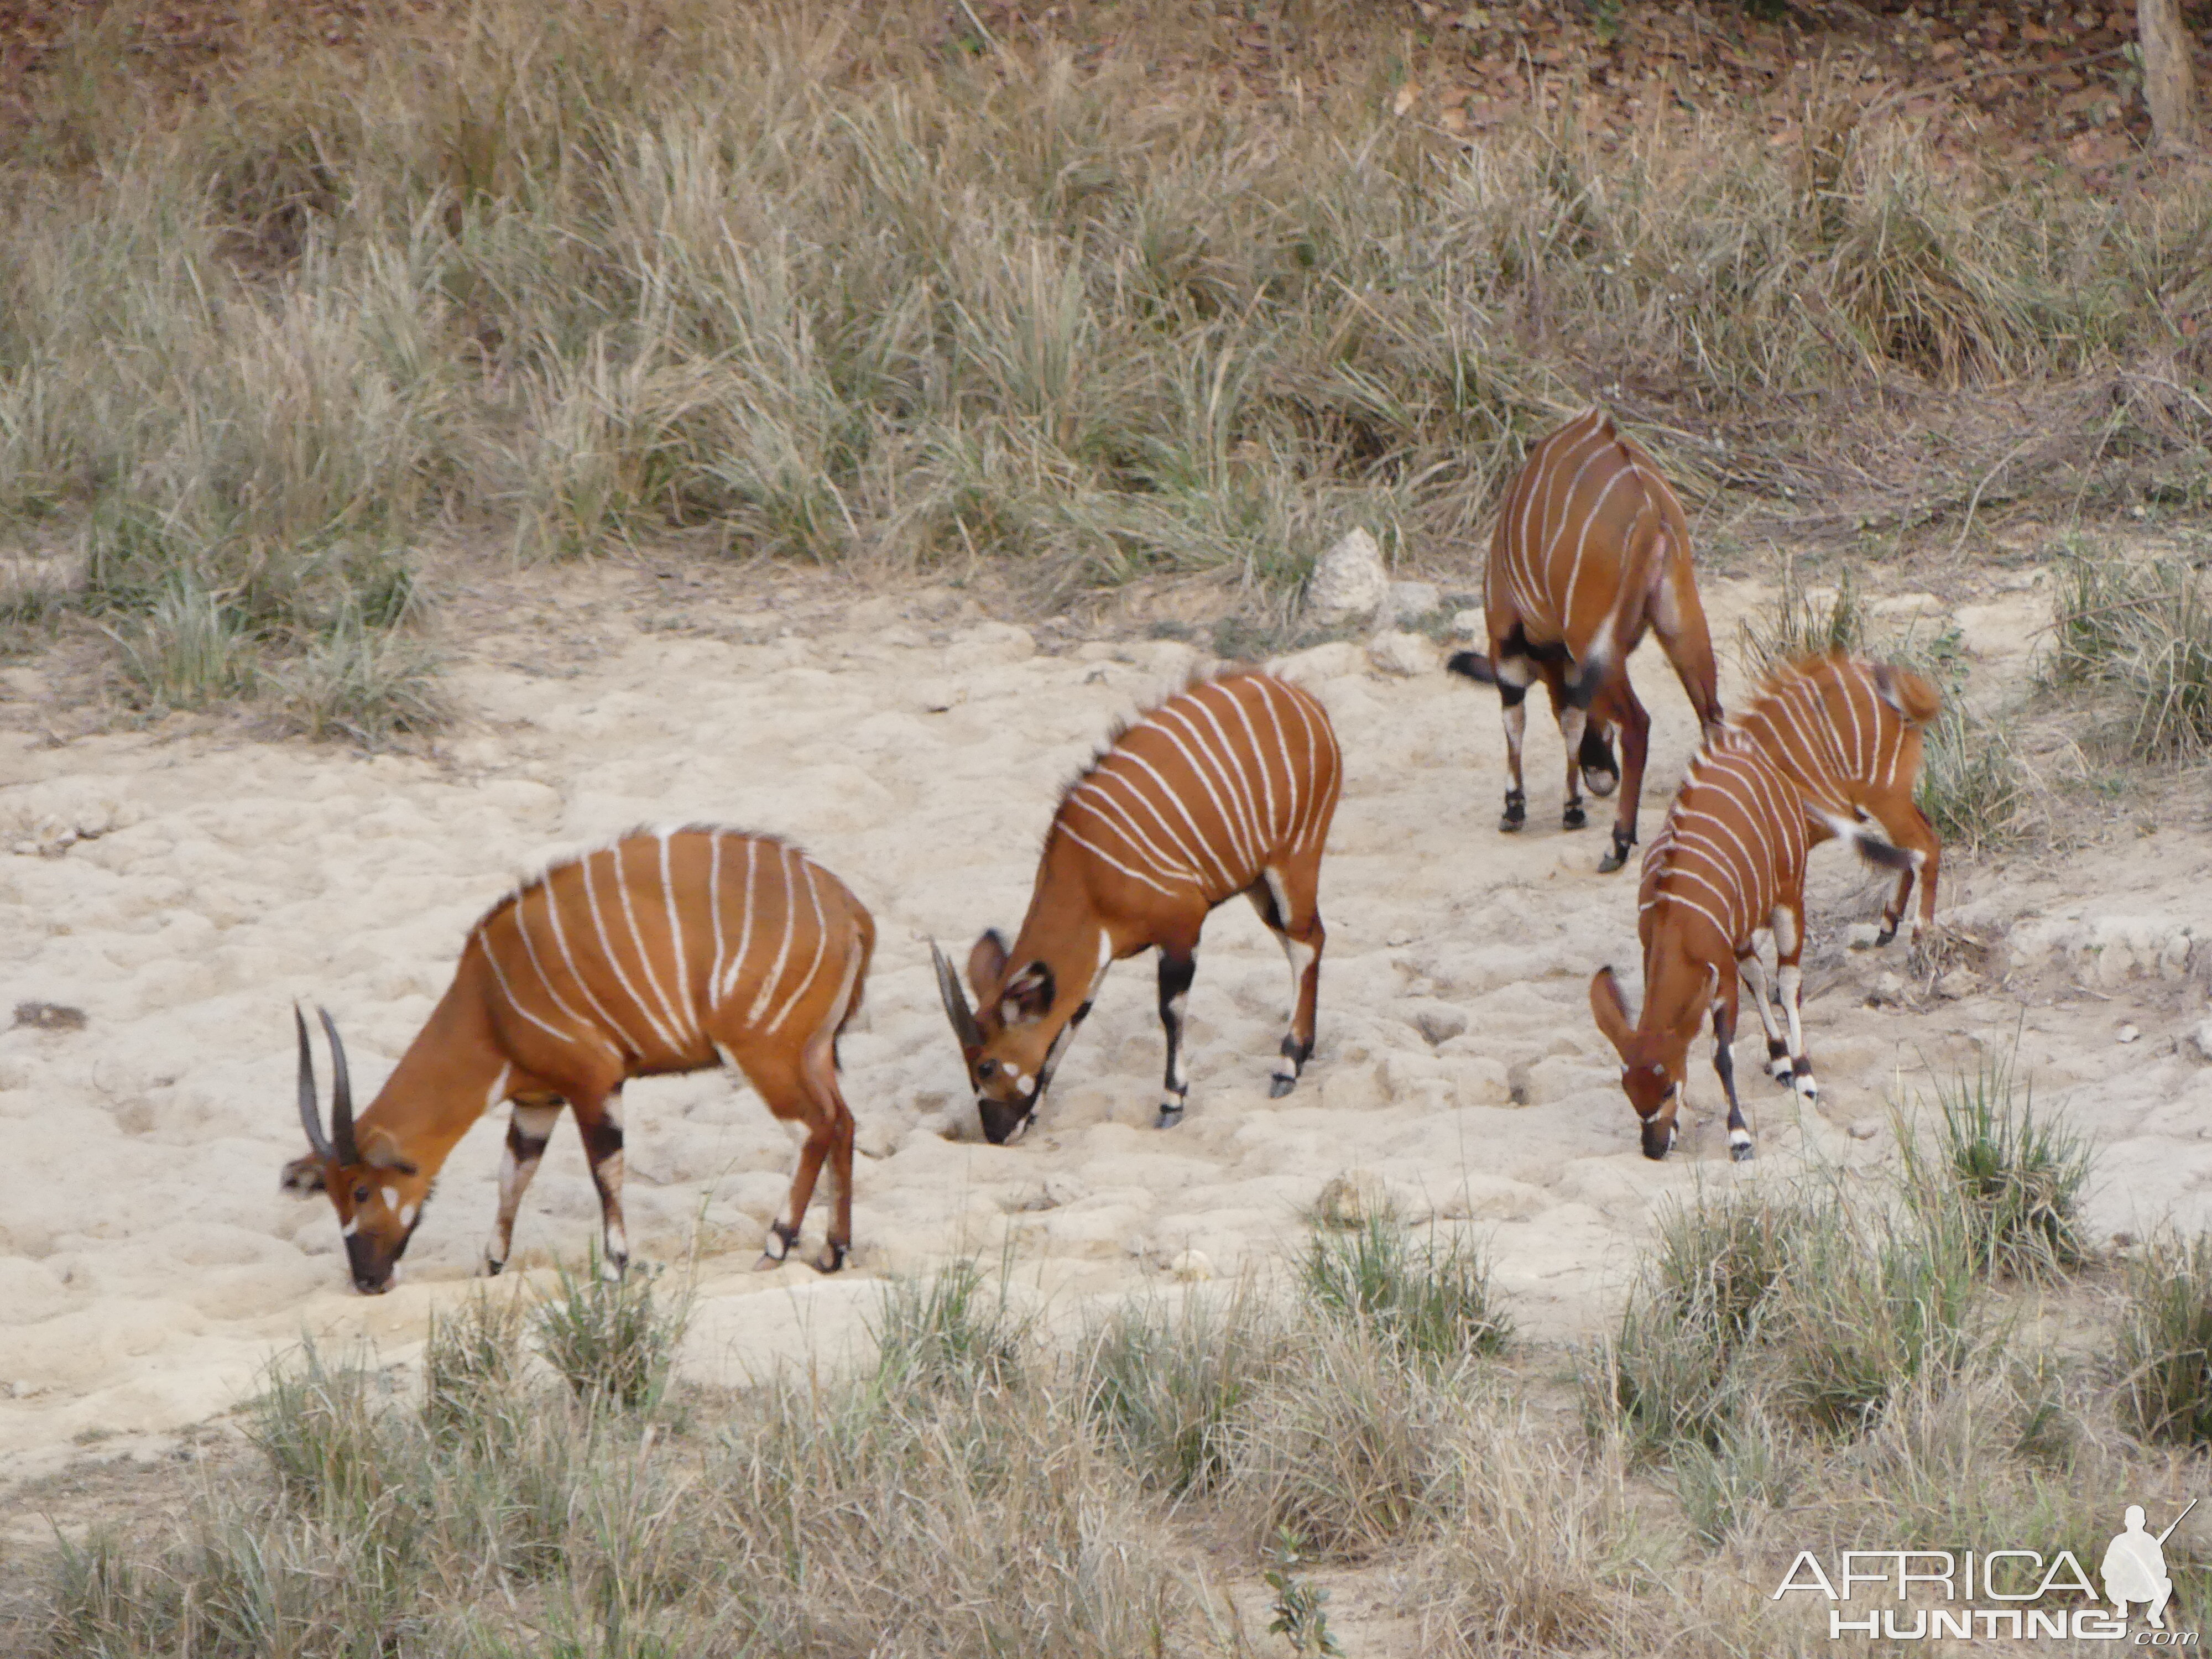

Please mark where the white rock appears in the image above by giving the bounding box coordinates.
[912,680,960,713]
[1934,968,1981,1000]
[1366,631,1439,677]
[1869,972,1908,1006]
[2191,1017,2212,1063]
[1271,639,1364,681]
[1384,580,1442,626]
[2117,1024,2141,1045]
[1846,922,1882,951]
[1849,1119,1882,1141]
[1306,528,1387,623]
[1449,607,1486,641]
[1168,1248,1216,1283]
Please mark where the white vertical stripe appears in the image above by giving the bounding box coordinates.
[764,858,831,1034]
[584,848,684,1057]
[659,830,700,1045]
[542,862,650,1060]
[747,843,804,1025]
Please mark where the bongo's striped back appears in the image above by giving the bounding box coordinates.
[1488,406,1691,660]
[1053,670,1341,907]
[474,827,873,1075]
[1638,733,1808,953]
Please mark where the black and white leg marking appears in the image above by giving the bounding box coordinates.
[1248,870,1316,1099]
[1710,1004,1755,1162]
[1736,951,1794,1087]
[1558,704,1589,830]
[1771,909,1817,1103]
[1496,661,1532,832]
[1156,948,1197,1127]
[486,1100,561,1276]
[578,1092,629,1279]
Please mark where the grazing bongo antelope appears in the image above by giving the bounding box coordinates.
[1734,650,1943,946]
[284,827,874,1293]
[1448,407,1724,873]
[933,668,1342,1145]
[1588,731,1913,1161]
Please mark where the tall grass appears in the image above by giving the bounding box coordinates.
[2051,543,2212,762]
[6,0,2208,725]
[1896,1061,2091,1281]
[2118,1231,2212,1446]
[1298,1211,1512,1367]
[1597,1183,1979,1453]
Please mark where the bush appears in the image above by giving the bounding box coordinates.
[1917,700,2030,851]
[1897,1061,2091,1281]
[531,1256,691,1413]
[1232,1322,1457,1558]
[421,1288,528,1445]
[2051,546,2212,762]
[1082,1286,1281,1495]
[1298,1212,1511,1368]
[9,3,2210,726]
[2119,1232,2212,1446]
[867,1258,1031,1397]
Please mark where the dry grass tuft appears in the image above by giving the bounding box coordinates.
[3,0,2205,731]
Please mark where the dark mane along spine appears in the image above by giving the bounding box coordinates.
[468,823,789,937]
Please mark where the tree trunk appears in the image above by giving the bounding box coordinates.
[2140,0,2200,153]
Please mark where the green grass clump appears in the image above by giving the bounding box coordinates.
[1898,1061,2091,1281]
[1598,1185,1979,1454]
[531,1256,691,1413]
[422,1289,529,1446]
[867,1258,1032,1397]
[2119,1232,2212,1447]
[2052,546,2212,762]
[1083,1286,1281,1495]
[1298,1211,1511,1367]
[1916,700,2030,850]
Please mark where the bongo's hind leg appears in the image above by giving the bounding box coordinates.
[1599,676,1650,874]
[797,1028,857,1271]
[1579,698,1621,798]
[1248,864,1324,1097]
[1551,677,1589,831]
[1494,650,1535,832]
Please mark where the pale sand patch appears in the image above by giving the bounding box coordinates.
[3,570,2208,1499]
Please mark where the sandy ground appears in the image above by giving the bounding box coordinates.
[3,562,2209,1513]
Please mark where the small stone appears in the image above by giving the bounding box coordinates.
[1449,606,1486,640]
[1168,1248,1215,1282]
[1386,928,1413,947]
[2117,1023,2141,1045]
[1845,922,1882,950]
[1849,1119,1882,1141]
[1305,528,1388,623]
[914,681,959,713]
[2193,1017,2212,1062]
[1869,972,1908,1006]
[1366,630,1439,677]
[1412,1005,1469,1046]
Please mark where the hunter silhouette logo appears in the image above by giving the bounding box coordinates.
[2103,1501,2194,1632]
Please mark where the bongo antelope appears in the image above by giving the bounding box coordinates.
[1734,651,1943,946]
[1448,406,1724,873]
[284,827,874,1293]
[1588,732,1912,1161]
[933,669,1342,1145]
